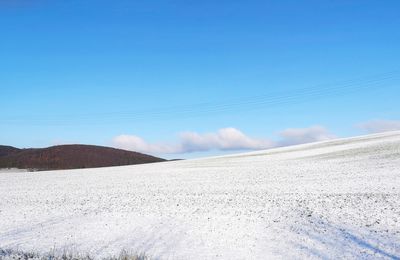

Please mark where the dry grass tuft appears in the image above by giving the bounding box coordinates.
[0,248,151,260]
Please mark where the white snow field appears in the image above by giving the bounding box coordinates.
[1,131,400,259]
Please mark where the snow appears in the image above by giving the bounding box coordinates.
[1,131,400,259]
[0,168,28,173]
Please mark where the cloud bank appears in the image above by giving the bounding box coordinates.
[277,125,336,146]
[357,119,400,133]
[112,126,335,155]
[113,128,274,154]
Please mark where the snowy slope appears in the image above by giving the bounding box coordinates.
[1,131,400,259]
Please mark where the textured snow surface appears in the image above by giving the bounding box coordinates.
[1,131,400,259]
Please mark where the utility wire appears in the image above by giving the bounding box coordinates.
[1,70,398,125]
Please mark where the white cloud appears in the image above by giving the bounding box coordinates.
[112,126,337,155]
[112,135,180,154]
[357,119,400,133]
[277,125,336,146]
[112,128,274,154]
[179,128,275,152]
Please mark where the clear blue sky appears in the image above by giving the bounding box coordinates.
[1,1,399,158]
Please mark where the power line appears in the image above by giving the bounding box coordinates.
[1,70,398,125]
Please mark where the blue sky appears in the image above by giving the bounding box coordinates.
[1,0,399,159]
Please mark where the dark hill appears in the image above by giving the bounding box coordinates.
[0,145,21,157]
[0,144,165,171]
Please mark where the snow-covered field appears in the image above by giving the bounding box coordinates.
[1,131,400,259]
[0,168,28,174]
